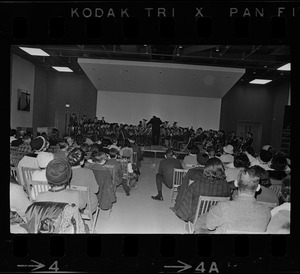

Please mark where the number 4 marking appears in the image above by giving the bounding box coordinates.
[49,261,59,272]
[195,262,205,273]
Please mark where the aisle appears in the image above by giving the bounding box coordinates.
[94,157,187,233]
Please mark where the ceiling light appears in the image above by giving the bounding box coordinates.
[249,79,272,85]
[19,47,50,56]
[52,66,73,72]
[216,46,219,52]
[179,45,183,49]
[277,63,290,71]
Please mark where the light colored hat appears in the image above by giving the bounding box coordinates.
[223,144,234,154]
[37,152,54,168]
[262,145,272,151]
[108,144,120,151]
[122,148,133,158]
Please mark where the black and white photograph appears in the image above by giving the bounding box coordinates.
[10,44,291,235]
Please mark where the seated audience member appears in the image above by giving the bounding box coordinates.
[11,130,24,147]
[262,145,276,157]
[250,149,273,170]
[219,145,234,164]
[268,152,289,182]
[182,145,200,169]
[32,152,54,181]
[151,149,183,201]
[194,167,271,233]
[206,146,216,159]
[10,176,32,233]
[54,139,69,159]
[267,176,290,234]
[10,129,18,145]
[17,136,50,187]
[67,148,99,213]
[174,158,231,223]
[173,153,208,211]
[225,153,250,182]
[17,133,33,154]
[106,148,131,196]
[128,138,143,174]
[36,158,86,210]
[243,146,257,165]
[253,165,279,205]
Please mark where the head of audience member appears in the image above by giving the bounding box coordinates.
[203,157,226,181]
[36,152,54,170]
[46,158,72,189]
[189,145,199,155]
[122,147,133,159]
[197,153,209,166]
[65,136,74,147]
[234,167,261,195]
[75,134,85,146]
[30,136,49,152]
[206,146,216,158]
[165,148,175,159]
[90,143,100,154]
[124,139,132,148]
[281,176,291,203]
[233,153,250,168]
[91,151,107,165]
[10,129,17,138]
[80,143,90,154]
[223,144,234,155]
[251,165,271,188]
[58,139,69,150]
[67,147,86,167]
[270,152,287,171]
[22,133,32,144]
[109,148,119,159]
[262,145,276,157]
[259,149,273,164]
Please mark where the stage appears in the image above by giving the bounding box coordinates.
[140,145,188,159]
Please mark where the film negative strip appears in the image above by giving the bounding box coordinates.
[2,0,300,272]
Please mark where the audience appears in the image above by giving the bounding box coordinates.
[250,148,273,170]
[151,149,183,201]
[194,166,271,233]
[54,139,69,159]
[268,152,289,182]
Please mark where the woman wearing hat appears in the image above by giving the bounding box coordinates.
[36,158,86,210]
[219,145,234,164]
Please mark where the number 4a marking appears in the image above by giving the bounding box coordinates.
[49,261,59,272]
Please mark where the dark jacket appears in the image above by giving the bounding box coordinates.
[147,117,162,133]
[157,157,183,188]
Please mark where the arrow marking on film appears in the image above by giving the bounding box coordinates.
[17,259,45,271]
[164,260,192,273]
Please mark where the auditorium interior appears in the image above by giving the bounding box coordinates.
[10,45,291,234]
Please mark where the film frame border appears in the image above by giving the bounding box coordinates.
[2,0,300,272]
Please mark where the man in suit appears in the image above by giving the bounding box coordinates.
[147,115,163,145]
[151,149,183,201]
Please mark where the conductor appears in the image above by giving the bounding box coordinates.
[147,115,163,145]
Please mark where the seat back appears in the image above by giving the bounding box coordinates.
[187,195,230,234]
[69,185,100,233]
[270,178,283,186]
[10,166,19,182]
[27,180,50,202]
[257,201,278,208]
[21,167,40,195]
[10,155,23,167]
[194,196,231,223]
[172,168,188,188]
[269,185,282,198]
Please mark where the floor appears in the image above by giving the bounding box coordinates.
[94,157,187,234]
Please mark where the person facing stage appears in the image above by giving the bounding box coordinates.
[147,115,163,146]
